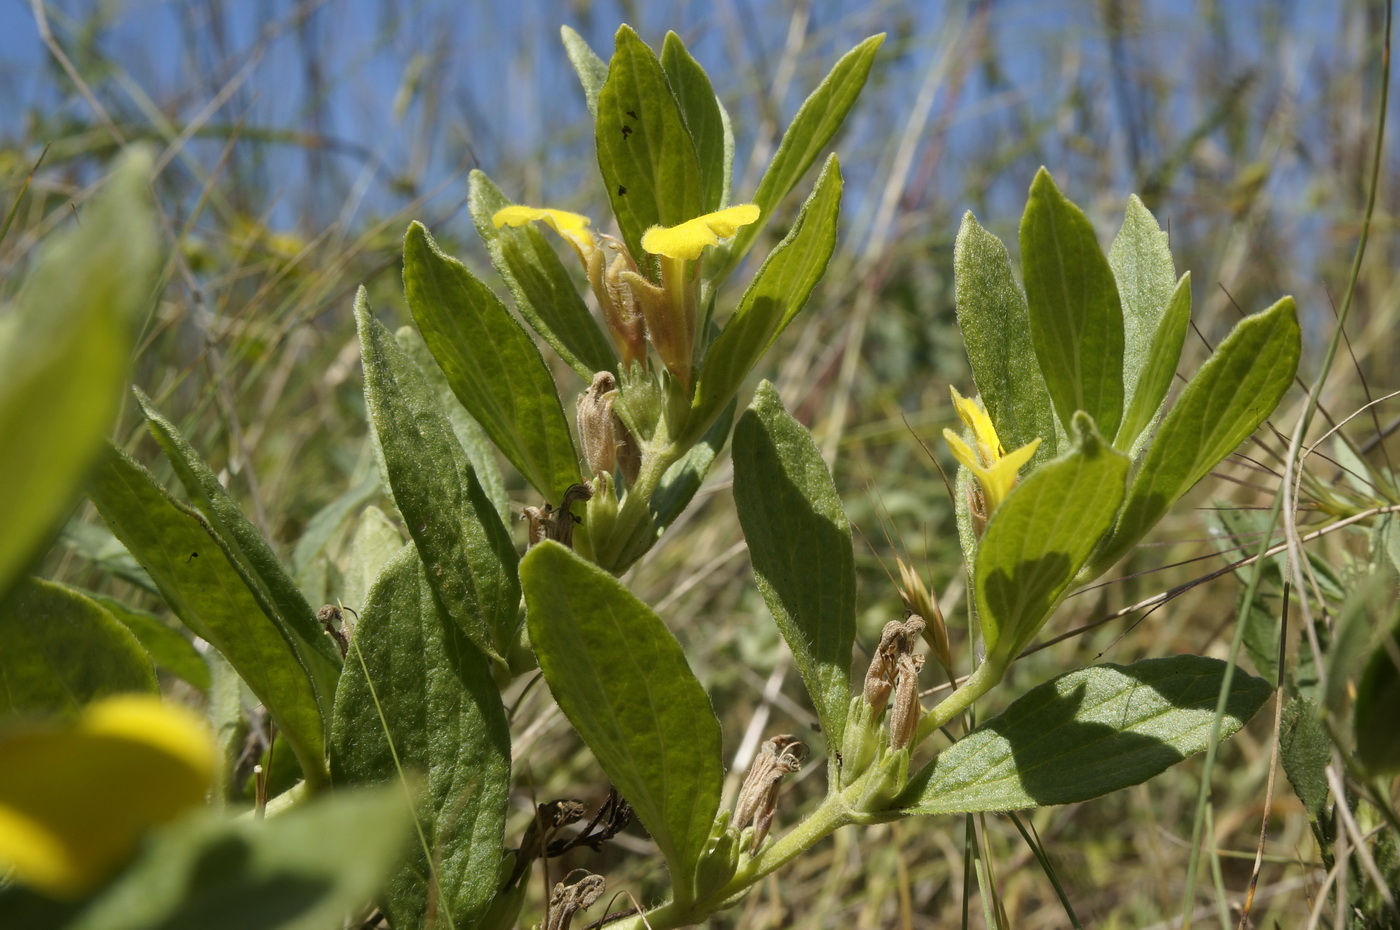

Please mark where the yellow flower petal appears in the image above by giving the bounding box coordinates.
[0,696,217,897]
[948,386,1003,465]
[640,203,761,260]
[491,205,596,252]
[979,437,1041,512]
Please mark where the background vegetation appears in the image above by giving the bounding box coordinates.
[2,1,1395,925]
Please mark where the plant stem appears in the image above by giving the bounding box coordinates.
[913,659,1002,746]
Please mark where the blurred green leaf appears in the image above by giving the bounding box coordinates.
[136,390,341,707]
[73,588,210,692]
[469,169,616,379]
[1279,697,1335,858]
[0,578,157,715]
[397,326,510,525]
[977,413,1129,666]
[290,473,380,586]
[0,150,158,596]
[403,222,581,503]
[714,34,883,281]
[733,383,856,747]
[688,155,842,446]
[661,31,726,214]
[1089,297,1300,576]
[1020,167,1125,438]
[898,656,1271,814]
[1116,272,1191,453]
[17,788,412,930]
[1108,195,1177,447]
[522,541,722,906]
[596,24,704,261]
[953,211,1057,462]
[356,291,520,664]
[561,25,609,119]
[331,544,510,930]
[338,505,403,617]
[86,446,328,785]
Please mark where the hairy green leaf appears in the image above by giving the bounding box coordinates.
[953,211,1057,462]
[469,169,616,379]
[0,150,158,596]
[688,155,842,446]
[1089,296,1299,575]
[1021,167,1125,438]
[522,541,722,905]
[561,25,609,119]
[338,505,404,618]
[331,545,510,929]
[977,414,1129,665]
[403,221,581,502]
[899,656,1271,814]
[733,382,856,746]
[661,31,726,214]
[87,446,327,785]
[596,25,704,261]
[715,34,882,280]
[357,291,520,663]
[1116,272,1191,452]
[1280,697,1335,857]
[0,578,156,715]
[136,390,340,709]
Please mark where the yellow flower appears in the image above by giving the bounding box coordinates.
[0,695,217,897]
[492,205,596,258]
[640,204,760,260]
[942,386,1040,515]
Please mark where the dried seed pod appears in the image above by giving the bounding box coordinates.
[545,871,606,930]
[734,734,806,853]
[888,652,925,751]
[577,372,621,477]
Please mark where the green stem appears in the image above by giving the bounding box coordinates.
[592,438,682,572]
[913,659,1004,746]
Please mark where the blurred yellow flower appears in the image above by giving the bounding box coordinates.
[492,205,597,257]
[0,695,217,897]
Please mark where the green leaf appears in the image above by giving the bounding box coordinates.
[403,222,581,503]
[397,326,510,525]
[290,472,380,584]
[1088,297,1300,576]
[0,149,159,596]
[1279,697,1335,857]
[561,25,609,119]
[86,445,328,785]
[356,291,520,663]
[953,211,1057,462]
[596,25,705,261]
[33,788,411,930]
[0,578,156,715]
[522,541,722,905]
[1020,167,1125,438]
[1115,272,1191,452]
[468,169,616,379]
[733,383,856,747]
[1109,194,1177,441]
[977,414,1129,665]
[714,34,883,282]
[135,390,341,707]
[688,155,842,446]
[898,656,1271,814]
[331,545,510,930]
[661,31,726,214]
[74,588,210,692]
